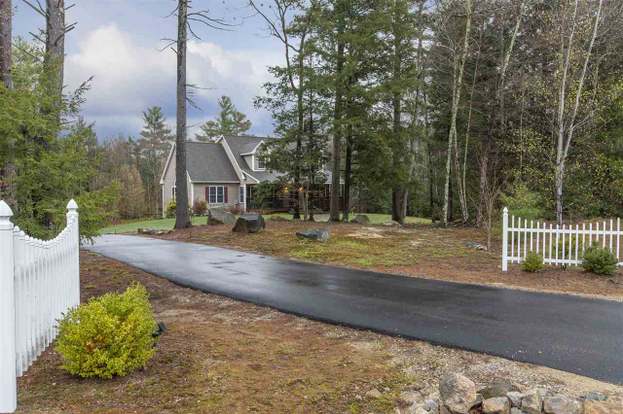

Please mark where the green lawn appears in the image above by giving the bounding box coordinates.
[101,213,430,234]
[100,216,207,234]
[267,212,431,225]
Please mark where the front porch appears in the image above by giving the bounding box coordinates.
[246,183,343,213]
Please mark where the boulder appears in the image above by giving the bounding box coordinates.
[351,214,370,225]
[423,399,439,413]
[510,408,522,414]
[543,395,581,414]
[232,213,266,233]
[506,391,523,408]
[366,388,382,399]
[479,381,517,400]
[520,389,544,414]
[208,208,236,225]
[439,374,477,414]
[482,397,510,414]
[137,228,171,235]
[296,228,330,242]
[584,391,607,401]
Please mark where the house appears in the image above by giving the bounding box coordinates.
[160,135,343,216]
[160,136,286,216]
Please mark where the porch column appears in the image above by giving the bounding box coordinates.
[242,182,247,213]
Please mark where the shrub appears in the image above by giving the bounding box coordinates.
[582,246,618,276]
[193,200,208,216]
[500,183,545,221]
[522,251,544,272]
[56,284,158,379]
[166,200,176,218]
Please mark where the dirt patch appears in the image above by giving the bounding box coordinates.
[153,221,623,300]
[15,252,622,413]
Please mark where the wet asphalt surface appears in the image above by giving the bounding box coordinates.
[87,234,623,384]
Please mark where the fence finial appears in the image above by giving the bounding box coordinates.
[503,207,508,215]
[0,200,13,219]
[66,199,78,211]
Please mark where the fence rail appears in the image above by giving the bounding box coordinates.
[501,207,623,271]
[0,200,80,414]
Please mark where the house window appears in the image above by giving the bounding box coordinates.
[208,185,225,204]
[239,186,245,204]
[255,155,266,170]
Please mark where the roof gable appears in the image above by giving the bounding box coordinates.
[186,142,239,182]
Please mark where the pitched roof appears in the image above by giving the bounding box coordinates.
[186,141,239,182]
[221,135,285,183]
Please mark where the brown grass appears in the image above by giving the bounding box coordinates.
[15,252,623,414]
[156,221,623,300]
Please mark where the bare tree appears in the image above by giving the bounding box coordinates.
[174,0,191,229]
[23,0,76,123]
[441,0,472,226]
[553,0,603,224]
[476,0,525,227]
[0,0,11,89]
[167,0,230,229]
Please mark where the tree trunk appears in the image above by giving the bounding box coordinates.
[174,0,191,229]
[45,0,65,120]
[329,5,345,222]
[0,0,11,89]
[442,0,472,227]
[342,121,352,222]
[555,0,602,224]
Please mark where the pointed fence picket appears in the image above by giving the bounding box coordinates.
[501,207,623,271]
[0,200,80,414]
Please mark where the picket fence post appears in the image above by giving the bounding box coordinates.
[66,199,80,308]
[0,201,17,413]
[502,207,509,272]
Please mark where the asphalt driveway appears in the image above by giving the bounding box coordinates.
[86,234,623,384]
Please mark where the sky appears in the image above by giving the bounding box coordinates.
[12,0,285,141]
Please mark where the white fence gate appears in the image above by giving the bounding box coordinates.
[501,207,623,271]
[0,200,80,414]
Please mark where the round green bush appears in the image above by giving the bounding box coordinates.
[522,251,544,272]
[166,200,176,218]
[582,246,618,276]
[56,283,158,379]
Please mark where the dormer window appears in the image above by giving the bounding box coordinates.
[255,155,266,170]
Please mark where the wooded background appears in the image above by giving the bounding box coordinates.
[1,0,622,239]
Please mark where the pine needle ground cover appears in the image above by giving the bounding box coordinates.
[15,252,622,413]
[154,220,622,300]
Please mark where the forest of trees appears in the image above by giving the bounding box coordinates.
[252,0,623,226]
[1,0,622,239]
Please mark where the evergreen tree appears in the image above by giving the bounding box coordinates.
[196,96,252,141]
[138,106,173,216]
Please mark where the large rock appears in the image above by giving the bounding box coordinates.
[138,228,171,235]
[506,391,523,408]
[296,228,330,242]
[482,397,510,414]
[520,389,544,414]
[479,381,517,400]
[208,208,236,225]
[439,374,477,414]
[351,214,370,225]
[543,395,581,414]
[232,213,266,233]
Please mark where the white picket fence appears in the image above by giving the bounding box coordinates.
[501,207,623,271]
[0,200,80,414]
